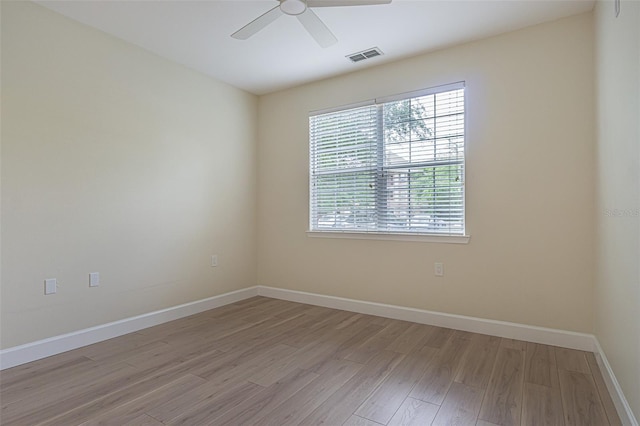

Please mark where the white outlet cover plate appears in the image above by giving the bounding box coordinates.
[435,263,444,277]
[89,272,100,287]
[44,278,57,295]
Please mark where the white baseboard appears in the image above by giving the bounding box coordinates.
[1,283,635,426]
[593,339,639,426]
[0,286,259,370]
[257,286,595,351]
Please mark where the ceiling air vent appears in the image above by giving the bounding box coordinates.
[347,47,383,63]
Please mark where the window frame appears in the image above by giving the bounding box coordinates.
[308,82,470,244]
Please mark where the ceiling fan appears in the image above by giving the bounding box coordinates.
[231,0,392,48]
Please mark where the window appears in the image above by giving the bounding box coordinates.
[309,82,466,238]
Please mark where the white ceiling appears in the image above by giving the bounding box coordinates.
[36,0,595,95]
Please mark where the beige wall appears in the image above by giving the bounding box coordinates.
[257,13,596,333]
[594,0,640,419]
[0,2,258,348]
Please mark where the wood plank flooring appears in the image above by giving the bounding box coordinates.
[0,297,621,426]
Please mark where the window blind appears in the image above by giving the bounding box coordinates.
[310,82,465,236]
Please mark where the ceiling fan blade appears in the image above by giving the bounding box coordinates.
[297,8,337,48]
[307,0,391,7]
[231,5,283,40]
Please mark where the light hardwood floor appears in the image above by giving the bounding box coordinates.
[0,297,621,426]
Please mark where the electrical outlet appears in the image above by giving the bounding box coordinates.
[434,262,444,277]
[211,255,218,267]
[44,278,57,295]
[89,272,100,287]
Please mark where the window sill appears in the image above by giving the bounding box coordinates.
[306,230,470,244]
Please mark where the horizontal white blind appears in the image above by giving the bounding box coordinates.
[310,83,465,235]
[310,105,379,231]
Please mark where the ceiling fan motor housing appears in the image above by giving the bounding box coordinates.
[281,0,307,15]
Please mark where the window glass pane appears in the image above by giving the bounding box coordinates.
[383,100,433,144]
[313,172,377,230]
[435,113,464,140]
[436,90,464,115]
[310,105,377,172]
[380,164,464,234]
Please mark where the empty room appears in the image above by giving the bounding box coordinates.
[1,0,638,425]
